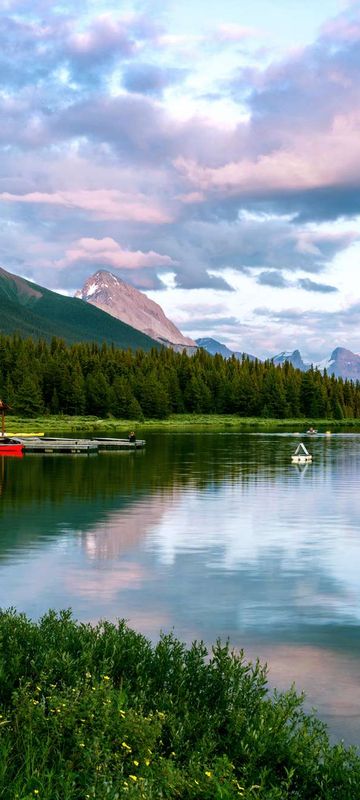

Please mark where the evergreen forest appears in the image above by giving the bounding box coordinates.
[0,334,359,419]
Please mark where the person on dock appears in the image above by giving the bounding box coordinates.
[128,431,136,443]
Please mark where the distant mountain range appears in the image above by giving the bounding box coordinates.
[1,266,360,381]
[76,270,197,353]
[195,338,257,362]
[272,347,360,380]
[0,266,159,351]
[196,339,360,381]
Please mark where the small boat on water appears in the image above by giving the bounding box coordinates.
[0,437,24,456]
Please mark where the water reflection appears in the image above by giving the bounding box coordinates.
[0,431,360,744]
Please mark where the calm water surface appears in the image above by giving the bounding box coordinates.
[1,430,360,746]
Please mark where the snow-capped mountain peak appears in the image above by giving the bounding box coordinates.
[75,271,196,352]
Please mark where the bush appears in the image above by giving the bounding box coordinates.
[0,609,359,799]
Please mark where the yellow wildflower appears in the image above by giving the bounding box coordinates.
[129,775,137,782]
[79,743,85,748]
[103,675,110,681]
[121,742,132,751]
[205,771,212,778]
[133,760,139,766]
[145,759,151,767]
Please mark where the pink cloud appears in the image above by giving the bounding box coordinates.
[67,13,136,59]
[63,237,176,269]
[0,189,172,223]
[320,16,360,41]
[174,113,360,199]
[214,23,262,42]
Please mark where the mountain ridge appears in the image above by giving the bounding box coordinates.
[196,339,360,381]
[76,270,197,353]
[0,266,159,351]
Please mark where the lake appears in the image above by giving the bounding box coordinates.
[1,429,360,747]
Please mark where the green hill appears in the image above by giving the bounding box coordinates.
[0,267,159,350]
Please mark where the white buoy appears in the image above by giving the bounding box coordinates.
[291,442,312,464]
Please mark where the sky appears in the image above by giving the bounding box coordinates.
[1,0,360,360]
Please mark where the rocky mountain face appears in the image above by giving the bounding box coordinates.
[76,271,197,353]
[272,350,309,371]
[315,348,360,380]
[195,338,257,361]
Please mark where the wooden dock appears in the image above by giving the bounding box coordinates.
[93,437,146,451]
[18,437,145,454]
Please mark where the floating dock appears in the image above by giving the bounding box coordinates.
[17,437,145,454]
[291,442,312,464]
[93,437,145,451]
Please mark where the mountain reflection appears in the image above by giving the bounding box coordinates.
[1,431,360,745]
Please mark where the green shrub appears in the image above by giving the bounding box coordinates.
[0,609,359,798]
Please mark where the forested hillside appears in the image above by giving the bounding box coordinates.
[0,267,158,351]
[0,335,358,419]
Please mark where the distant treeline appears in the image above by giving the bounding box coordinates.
[0,334,359,419]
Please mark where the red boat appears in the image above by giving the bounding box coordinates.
[0,438,24,456]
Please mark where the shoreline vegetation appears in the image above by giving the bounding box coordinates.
[0,610,359,799]
[5,413,360,433]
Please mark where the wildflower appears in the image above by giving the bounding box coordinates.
[157,711,165,719]
[133,760,139,766]
[119,710,126,718]
[129,775,137,782]
[79,743,85,748]
[205,771,212,778]
[121,742,132,751]
[145,759,151,767]
[170,751,176,756]
[103,675,110,681]
[85,671,91,678]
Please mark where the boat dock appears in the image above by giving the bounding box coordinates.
[16,437,145,454]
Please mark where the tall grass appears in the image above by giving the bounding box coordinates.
[0,610,359,798]
[6,413,360,434]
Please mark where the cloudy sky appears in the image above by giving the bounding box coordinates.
[1,0,360,359]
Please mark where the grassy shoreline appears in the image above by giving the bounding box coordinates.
[5,413,360,434]
[0,610,359,799]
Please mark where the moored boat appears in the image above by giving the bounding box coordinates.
[0,437,24,456]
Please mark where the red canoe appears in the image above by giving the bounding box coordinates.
[0,440,24,456]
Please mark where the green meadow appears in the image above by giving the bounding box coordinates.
[5,413,360,435]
